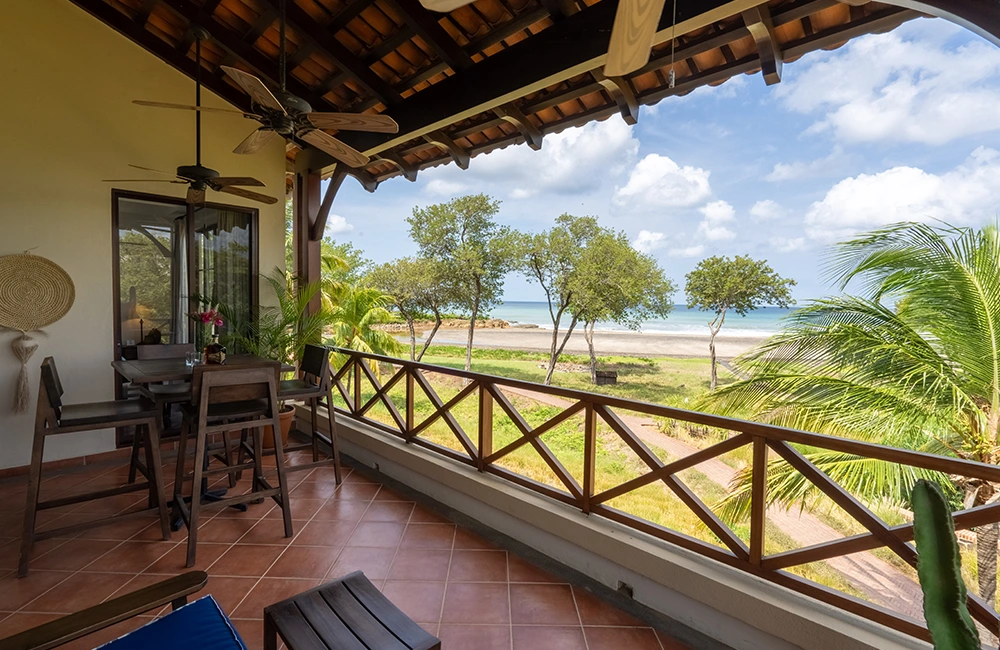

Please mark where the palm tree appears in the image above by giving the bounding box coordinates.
[327,284,402,371]
[700,222,1000,606]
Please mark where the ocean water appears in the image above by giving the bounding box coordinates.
[489,301,792,337]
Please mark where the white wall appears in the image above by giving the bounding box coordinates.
[0,1,287,469]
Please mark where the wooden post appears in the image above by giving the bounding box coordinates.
[353,360,362,413]
[582,401,597,514]
[293,170,323,316]
[405,369,415,438]
[750,435,767,565]
[478,385,493,471]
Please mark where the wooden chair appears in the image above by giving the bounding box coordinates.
[276,344,342,482]
[173,362,293,567]
[0,572,208,650]
[128,343,195,484]
[19,358,171,577]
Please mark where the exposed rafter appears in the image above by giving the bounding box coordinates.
[381,0,474,70]
[423,130,470,169]
[493,103,543,150]
[742,4,782,85]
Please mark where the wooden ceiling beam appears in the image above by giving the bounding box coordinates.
[366,27,416,64]
[464,8,548,53]
[135,0,160,27]
[592,71,639,124]
[246,8,277,43]
[493,103,543,150]
[423,130,469,169]
[381,0,474,70]
[325,0,376,34]
[257,0,402,104]
[742,4,782,85]
[782,6,918,59]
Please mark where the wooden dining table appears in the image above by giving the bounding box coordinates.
[112,354,295,386]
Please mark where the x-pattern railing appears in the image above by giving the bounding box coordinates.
[327,347,1000,642]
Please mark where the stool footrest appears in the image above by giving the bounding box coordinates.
[38,481,151,511]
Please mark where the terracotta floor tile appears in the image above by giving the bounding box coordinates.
[584,626,663,650]
[328,546,397,581]
[266,545,342,579]
[209,544,285,577]
[512,625,588,650]
[382,580,446,623]
[144,542,231,574]
[0,538,67,571]
[437,624,511,650]
[572,587,645,627]
[401,523,456,550]
[266,497,326,521]
[441,583,509,624]
[290,481,341,500]
[374,486,410,501]
[346,521,406,548]
[312,499,371,522]
[387,549,452,582]
[361,501,415,523]
[656,629,692,649]
[238,519,301,546]
[198,576,259,615]
[329,483,380,501]
[231,618,265,650]
[29,539,121,572]
[0,570,70,611]
[453,527,500,550]
[196,517,259,543]
[22,572,134,614]
[81,540,178,574]
[232,578,321,619]
[508,555,562,583]
[510,584,581,626]
[292,520,356,547]
[449,550,508,582]
[410,505,450,524]
[74,515,163,541]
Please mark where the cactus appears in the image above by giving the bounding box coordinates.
[912,479,980,650]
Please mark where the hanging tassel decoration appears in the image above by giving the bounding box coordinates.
[12,333,38,413]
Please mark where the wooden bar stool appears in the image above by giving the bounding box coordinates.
[19,357,171,577]
[128,343,195,484]
[173,362,293,567]
[276,344,342,482]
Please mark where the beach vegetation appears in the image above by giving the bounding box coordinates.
[701,222,1000,606]
[685,255,795,390]
[368,257,454,361]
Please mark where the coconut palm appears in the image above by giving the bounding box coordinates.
[700,222,1000,606]
[327,284,402,368]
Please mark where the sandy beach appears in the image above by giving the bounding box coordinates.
[412,326,769,359]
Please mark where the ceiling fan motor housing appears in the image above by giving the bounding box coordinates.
[274,90,312,115]
[177,164,220,189]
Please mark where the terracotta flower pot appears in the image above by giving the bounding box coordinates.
[263,404,295,449]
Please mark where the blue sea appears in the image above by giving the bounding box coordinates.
[489,301,791,337]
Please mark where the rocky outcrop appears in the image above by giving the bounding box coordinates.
[374,319,510,332]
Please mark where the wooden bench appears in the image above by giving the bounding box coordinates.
[263,571,441,650]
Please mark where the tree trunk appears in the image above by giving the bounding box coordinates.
[709,329,718,391]
[416,310,443,362]
[466,291,479,373]
[978,523,999,608]
[586,321,597,384]
[406,317,416,361]
[545,325,560,385]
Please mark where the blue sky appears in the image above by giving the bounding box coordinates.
[324,17,1000,303]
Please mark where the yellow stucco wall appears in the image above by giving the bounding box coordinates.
[0,0,287,469]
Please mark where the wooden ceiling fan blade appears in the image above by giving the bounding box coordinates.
[213,176,266,187]
[102,179,187,183]
[128,163,186,180]
[604,0,668,77]
[306,113,399,134]
[132,100,258,118]
[216,186,279,205]
[300,130,370,167]
[187,187,207,205]
[233,129,278,155]
[220,66,287,115]
[418,0,476,11]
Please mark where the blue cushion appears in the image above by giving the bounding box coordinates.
[98,596,247,650]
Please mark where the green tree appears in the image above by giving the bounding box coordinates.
[328,284,403,367]
[572,232,676,384]
[368,257,454,361]
[685,255,795,390]
[515,214,600,385]
[700,222,1000,607]
[407,194,512,372]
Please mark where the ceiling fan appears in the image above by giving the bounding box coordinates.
[108,32,278,205]
[133,0,398,168]
[417,0,674,78]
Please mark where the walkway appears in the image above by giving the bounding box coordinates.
[503,386,925,620]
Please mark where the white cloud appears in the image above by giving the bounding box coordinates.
[421,119,639,200]
[325,214,354,235]
[805,147,1000,241]
[632,230,665,253]
[613,154,712,210]
[750,199,787,221]
[770,236,807,253]
[696,200,736,241]
[670,245,706,258]
[777,30,1000,144]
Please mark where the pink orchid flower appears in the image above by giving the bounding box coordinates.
[214,318,224,327]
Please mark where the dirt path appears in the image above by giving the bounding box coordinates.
[503,385,925,620]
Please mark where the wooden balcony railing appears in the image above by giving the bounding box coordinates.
[326,346,1000,642]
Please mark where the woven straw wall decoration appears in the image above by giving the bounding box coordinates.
[0,253,75,412]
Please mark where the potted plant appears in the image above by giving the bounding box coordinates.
[217,268,329,448]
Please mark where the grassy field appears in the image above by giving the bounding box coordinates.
[330,347,867,600]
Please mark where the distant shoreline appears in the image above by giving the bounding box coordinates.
[407,325,769,360]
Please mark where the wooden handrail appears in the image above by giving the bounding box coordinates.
[326,346,1000,642]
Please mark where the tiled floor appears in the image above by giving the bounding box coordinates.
[0,451,689,649]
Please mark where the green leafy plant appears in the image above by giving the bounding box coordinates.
[912,479,980,649]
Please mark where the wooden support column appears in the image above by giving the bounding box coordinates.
[294,167,344,315]
[742,4,783,85]
[592,71,640,124]
[493,104,544,150]
[478,386,493,471]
